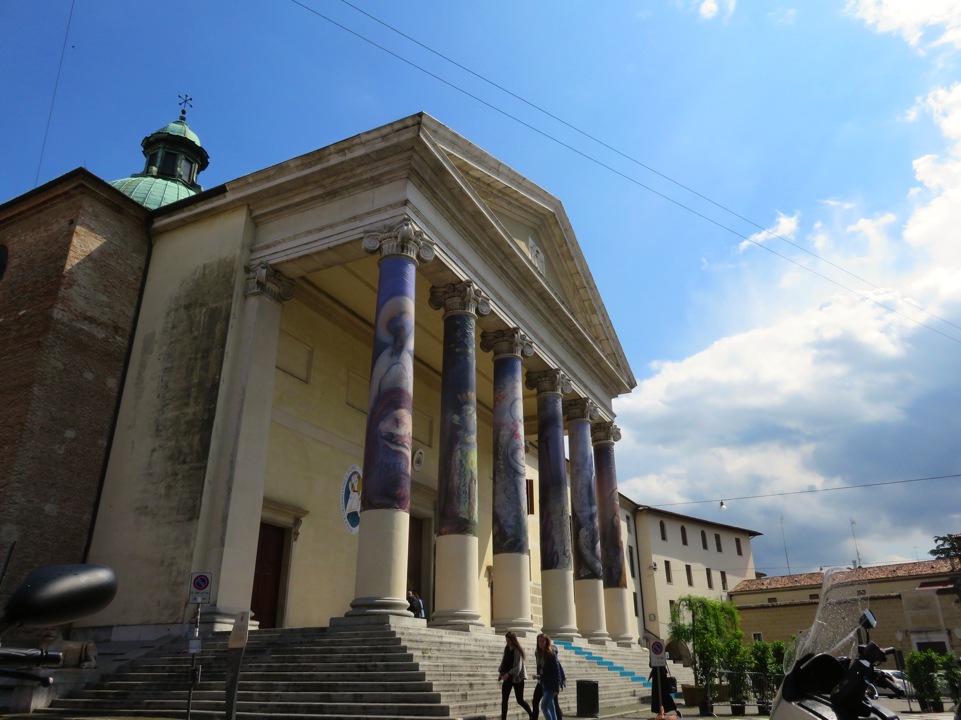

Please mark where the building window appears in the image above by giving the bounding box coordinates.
[706,568,713,589]
[809,593,819,601]
[182,157,196,183]
[701,530,708,550]
[633,591,639,617]
[628,549,636,578]
[681,526,688,545]
[753,632,763,642]
[715,533,722,552]
[735,537,743,556]
[526,479,535,515]
[660,520,667,541]
[669,599,676,615]
[685,564,693,586]
[626,514,632,535]
[721,571,728,591]
[665,560,673,584]
[160,151,179,177]
[767,597,777,604]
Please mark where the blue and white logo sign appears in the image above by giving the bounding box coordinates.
[341,465,362,534]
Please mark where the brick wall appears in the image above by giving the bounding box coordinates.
[0,171,149,603]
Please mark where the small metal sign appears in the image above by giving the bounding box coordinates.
[650,639,667,667]
[189,572,212,604]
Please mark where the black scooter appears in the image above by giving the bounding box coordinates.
[0,563,117,686]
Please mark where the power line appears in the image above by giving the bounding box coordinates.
[36,0,75,188]
[654,472,961,507]
[322,0,961,342]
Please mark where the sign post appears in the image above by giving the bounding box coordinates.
[185,572,212,720]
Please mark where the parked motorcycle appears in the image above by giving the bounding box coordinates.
[0,564,117,686]
[772,567,899,720]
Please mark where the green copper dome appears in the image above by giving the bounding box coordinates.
[111,109,210,210]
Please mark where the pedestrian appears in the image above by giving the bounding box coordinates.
[649,665,679,716]
[406,590,425,619]
[532,633,563,720]
[498,631,534,720]
[536,633,561,720]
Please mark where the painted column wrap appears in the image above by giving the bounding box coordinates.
[526,370,573,572]
[593,423,627,589]
[361,253,416,513]
[566,401,602,581]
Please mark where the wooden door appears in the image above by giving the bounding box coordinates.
[251,522,285,629]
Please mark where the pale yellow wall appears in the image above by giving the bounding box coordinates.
[85,206,253,629]
[264,289,541,628]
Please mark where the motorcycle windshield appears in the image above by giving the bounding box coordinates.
[785,567,869,673]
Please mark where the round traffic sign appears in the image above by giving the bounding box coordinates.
[651,640,664,655]
[192,574,210,591]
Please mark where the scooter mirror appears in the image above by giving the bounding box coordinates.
[859,609,877,631]
[0,564,117,632]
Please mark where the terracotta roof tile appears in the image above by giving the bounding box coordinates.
[730,558,957,594]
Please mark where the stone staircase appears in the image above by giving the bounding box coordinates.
[27,619,691,719]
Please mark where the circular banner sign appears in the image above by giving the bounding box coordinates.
[341,465,362,534]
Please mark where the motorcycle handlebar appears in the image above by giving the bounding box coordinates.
[0,648,62,668]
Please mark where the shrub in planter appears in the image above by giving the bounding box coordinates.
[941,653,961,706]
[905,649,945,711]
[669,594,742,702]
[723,637,752,715]
[750,640,784,714]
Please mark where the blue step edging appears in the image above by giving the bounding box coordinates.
[553,640,651,687]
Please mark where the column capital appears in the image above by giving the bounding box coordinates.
[480,328,535,359]
[563,397,599,422]
[428,280,491,318]
[591,421,621,445]
[244,263,294,303]
[525,368,572,395]
[362,218,435,264]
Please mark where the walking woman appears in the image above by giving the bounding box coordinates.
[498,631,534,720]
[535,633,561,720]
[532,634,563,720]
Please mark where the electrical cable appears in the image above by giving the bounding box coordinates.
[653,472,961,507]
[35,0,75,188]
[289,0,961,345]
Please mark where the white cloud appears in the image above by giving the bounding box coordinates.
[615,41,961,574]
[847,0,961,51]
[769,8,797,25]
[695,0,735,20]
[738,211,800,252]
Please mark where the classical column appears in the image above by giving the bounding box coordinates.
[348,219,434,616]
[593,421,633,646]
[481,328,536,635]
[197,263,293,630]
[526,369,579,639]
[428,281,490,627]
[564,397,610,644]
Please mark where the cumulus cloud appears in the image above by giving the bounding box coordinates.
[615,24,961,575]
[739,212,800,252]
[695,0,735,20]
[846,0,961,51]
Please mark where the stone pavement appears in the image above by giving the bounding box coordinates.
[601,696,956,720]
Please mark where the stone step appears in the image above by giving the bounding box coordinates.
[44,698,452,717]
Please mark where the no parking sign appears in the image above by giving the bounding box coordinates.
[650,639,667,667]
[189,572,213,604]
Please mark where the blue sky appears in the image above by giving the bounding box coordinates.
[3,1,960,577]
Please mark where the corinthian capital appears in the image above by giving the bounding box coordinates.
[563,397,599,422]
[362,218,435,264]
[591,421,621,445]
[480,328,534,359]
[525,369,572,395]
[245,263,294,303]
[428,280,491,317]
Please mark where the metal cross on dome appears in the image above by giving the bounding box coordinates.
[178,93,193,121]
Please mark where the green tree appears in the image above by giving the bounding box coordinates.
[668,595,741,691]
[929,534,961,568]
[905,649,945,705]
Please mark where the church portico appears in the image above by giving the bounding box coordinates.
[64,112,637,643]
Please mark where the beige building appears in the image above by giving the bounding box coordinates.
[619,499,761,644]
[730,559,961,654]
[2,111,645,646]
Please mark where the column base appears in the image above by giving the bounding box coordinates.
[346,595,412,617]
[429,609,484,627]
[493,616,537,637]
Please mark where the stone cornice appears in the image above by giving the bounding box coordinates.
[428,280,491,318]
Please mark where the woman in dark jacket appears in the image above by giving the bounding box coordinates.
[498,631,533,720]
[532,633,563,720]
[535,634,561,720]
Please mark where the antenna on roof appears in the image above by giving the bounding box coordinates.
[851,518,862,567]
[781,516,792,575]
[178,93,193,122]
